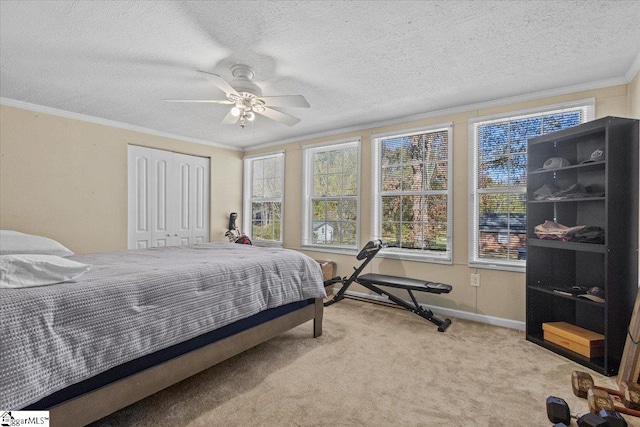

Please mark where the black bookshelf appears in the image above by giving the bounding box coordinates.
[525,116,639,376]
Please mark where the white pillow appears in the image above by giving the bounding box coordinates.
[0,230,74,257]
[0,254,90,288]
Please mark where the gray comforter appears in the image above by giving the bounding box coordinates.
[0,243,325,409]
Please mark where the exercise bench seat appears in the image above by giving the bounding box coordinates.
[357,273,452,294]
[324,239,453,332]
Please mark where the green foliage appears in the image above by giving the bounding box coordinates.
[379,130,449,252]
[251,201,281,242]
[311,146,358,245]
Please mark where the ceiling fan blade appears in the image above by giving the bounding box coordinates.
[197,70,239,97]
[221,109,240,125]
[163,99,233,104]
[259,95,310,108]
[256,107,301,126]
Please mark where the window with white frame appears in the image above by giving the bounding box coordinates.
[302,139,359,250]
[372,124,453,263]
[468,100,594,271]
[243,152,284,245]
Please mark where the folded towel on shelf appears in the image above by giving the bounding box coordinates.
[534,220,586,241]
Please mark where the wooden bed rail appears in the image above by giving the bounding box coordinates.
[49,298,323,427]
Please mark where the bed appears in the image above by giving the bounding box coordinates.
[0,239,326,427]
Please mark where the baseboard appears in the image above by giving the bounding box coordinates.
[342,290,526,331]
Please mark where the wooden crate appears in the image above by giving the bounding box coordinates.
[316,260,336,295]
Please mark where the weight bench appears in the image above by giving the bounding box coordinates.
[324,240,453,332]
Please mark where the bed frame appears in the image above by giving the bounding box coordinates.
[48,298,323,427]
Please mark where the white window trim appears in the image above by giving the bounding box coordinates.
[371,122,454,264]
[468,98,595,272]
[301,138,361,254]
[243,151,285,247]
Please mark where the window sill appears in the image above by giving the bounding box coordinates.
[468,260,525,273]
[300,245,358,257]
[251,241,283,248]
[376,250,452,265]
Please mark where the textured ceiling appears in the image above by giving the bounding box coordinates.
[1,1,639,150]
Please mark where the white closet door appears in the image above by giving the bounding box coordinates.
[174,154,193,246]
[128,146,210,249]
[151,149,177,247]
[173,153,210,245]
[191,155,210,244]
[128,145,153,249]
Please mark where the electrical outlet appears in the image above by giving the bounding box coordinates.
[470,273,480,287]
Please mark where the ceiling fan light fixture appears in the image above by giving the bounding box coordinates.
[168,65,309,128]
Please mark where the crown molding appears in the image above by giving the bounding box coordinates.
[626,50,640,82]
[0,98,242,152]
[2,68,633,154]
[245,76,628,151]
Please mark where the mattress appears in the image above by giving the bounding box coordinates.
[0,243,325,409]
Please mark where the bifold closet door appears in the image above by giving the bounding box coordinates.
[173,152,210,246]
[128,146,210,249]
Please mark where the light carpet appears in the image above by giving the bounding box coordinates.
[90,298,636,426]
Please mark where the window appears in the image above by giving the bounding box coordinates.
[372,124,453,263]
[302,139,359,250]
[468,100,594,271]
[243,152,284,245]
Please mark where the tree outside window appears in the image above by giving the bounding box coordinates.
[373,126,452,262]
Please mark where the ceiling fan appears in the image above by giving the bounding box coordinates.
[164,64,310,128]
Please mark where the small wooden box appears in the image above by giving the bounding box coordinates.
[315,260,337,295]
[542,321,604,358]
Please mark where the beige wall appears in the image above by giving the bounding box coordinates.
[0,105,243,254]
[248,83,633,323]
[0,78,636,324]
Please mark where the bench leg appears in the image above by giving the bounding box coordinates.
[324,277,352,307]
[361,283,452,332]
[406,290,452,332]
